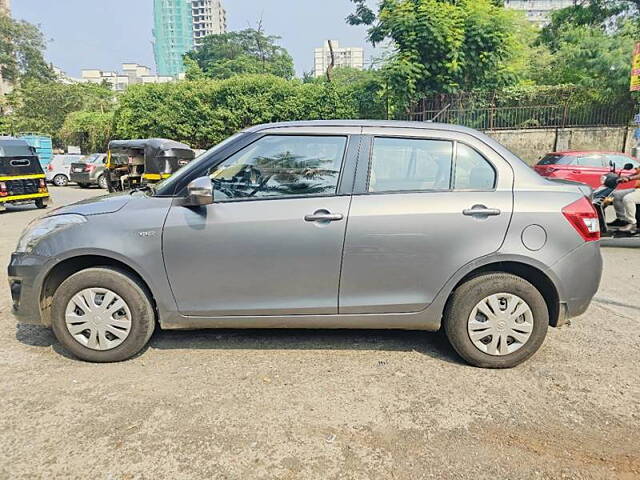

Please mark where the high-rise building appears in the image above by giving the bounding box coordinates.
[314,41,364,78]
[504,0,576,25]
[153,0,227,77]
[0,0,11,16]
[192,0,226,47]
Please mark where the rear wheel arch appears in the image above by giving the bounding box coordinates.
[445,261,561,327]
[40,255,157,326]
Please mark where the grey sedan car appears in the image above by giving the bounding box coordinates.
[8,121,602,367]
[69,153,108,189]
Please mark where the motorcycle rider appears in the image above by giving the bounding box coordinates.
[610,166,640,232]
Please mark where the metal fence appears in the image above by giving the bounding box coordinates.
[408,93,636,130]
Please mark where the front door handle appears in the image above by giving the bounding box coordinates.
[463,205,501,217]
[304,209,344,223]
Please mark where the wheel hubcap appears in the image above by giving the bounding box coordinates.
[64,288,132,351]
[467,293,534,356]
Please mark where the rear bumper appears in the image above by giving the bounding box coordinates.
[7,253,50,326]
[70,172,94,184]
[548,240,603,324]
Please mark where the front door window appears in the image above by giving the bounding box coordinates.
[208,135,347,201]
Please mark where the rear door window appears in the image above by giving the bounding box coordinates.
[576,155,605,167]
[367,137,453,192]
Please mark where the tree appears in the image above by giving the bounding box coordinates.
[5,81,115,145]
[60,111,114,153]
[533,21,637,96]
[347,0,534,104]
[536,1,638,96]
[184,28,295,80]
[0,14,55,83]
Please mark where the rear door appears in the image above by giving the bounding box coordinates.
[570,154,607,188]
[339,128,513,314]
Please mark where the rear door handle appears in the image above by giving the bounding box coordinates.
[463,205,501,217]
[304,209,344,223]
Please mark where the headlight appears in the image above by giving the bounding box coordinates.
[16,214,87,253]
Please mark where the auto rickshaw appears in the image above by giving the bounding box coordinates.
[105,138,195,192]
[0,137,50,212]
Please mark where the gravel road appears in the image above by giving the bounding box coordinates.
[1,186,639,480]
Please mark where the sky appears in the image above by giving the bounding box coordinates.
[12,0,379,77]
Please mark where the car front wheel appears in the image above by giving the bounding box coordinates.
[51,267,155,362]
[443,273,548,368]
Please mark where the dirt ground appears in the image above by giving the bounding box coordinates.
[1,186,639,480]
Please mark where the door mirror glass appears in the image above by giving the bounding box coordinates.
[623,163,634,171]
[184,176,213,206]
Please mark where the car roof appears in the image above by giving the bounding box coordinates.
[243,120,484,136]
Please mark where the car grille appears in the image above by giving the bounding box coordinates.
[6,178,40,196]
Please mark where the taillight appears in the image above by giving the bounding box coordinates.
[38,178,47,193]
[84,164,96,172]
[0,182,7,197]
[47,164,53,171]
[562,196,600,242]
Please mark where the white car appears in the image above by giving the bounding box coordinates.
[45,154,86,186]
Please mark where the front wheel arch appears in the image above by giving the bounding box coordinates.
[40,255,157,327]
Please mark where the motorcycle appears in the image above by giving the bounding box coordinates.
[592,162,640,239]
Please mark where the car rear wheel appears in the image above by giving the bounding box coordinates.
[52,174,68,187]
[97,174,108,190]
[51,267,155,362]
[443,273,548,369]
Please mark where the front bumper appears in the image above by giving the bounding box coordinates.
[548,240,603,325]
[7,253,50,326]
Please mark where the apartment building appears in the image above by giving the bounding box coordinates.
[81,64,175,91]
[153,0,227,76]
[314,41,365,78]
[0,0,10,16]
[504,0,576,25]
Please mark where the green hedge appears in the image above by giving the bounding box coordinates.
[112,75,361,149]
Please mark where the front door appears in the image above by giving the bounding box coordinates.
[339,133,514,314]
[162,134,352,317]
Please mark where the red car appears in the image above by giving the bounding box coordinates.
[534,151,639,189]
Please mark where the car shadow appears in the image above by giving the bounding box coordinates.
[15,324,465,366]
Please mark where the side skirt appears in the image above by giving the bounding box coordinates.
[160,309,441,332]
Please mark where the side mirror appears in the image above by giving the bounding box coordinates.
[623,163,634,171]
[183,176,213,206]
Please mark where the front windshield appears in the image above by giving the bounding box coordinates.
[154,132,245,196]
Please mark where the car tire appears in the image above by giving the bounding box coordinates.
[443,273,548,369]
[52,174,69,187]
[97,174,108,190]
[51,267,156,362]
[35,198,47,209]
[77,183,90,189]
